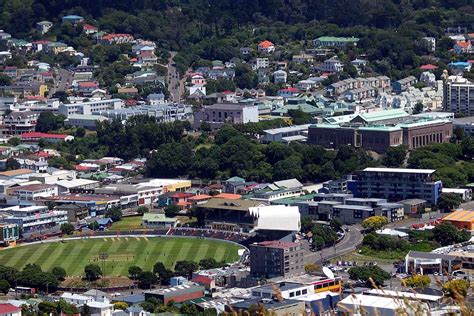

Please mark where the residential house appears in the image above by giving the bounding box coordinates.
[0,304,21,316]
[293,53,314,64]
[454,41,472,54]
[313,36,359,48]
[277,87,299,99]
[83,24,98,35]
[36,21,53,34]
[255,57,270,70]
[422,37,436,52]
[0,30,12,41]
[319,57,344,73]
[258,40,275,53]
[62,15,84,25]
[240,47,251,56]
[147,93,165,105]
[393,76,417,93]
[102,34,134,45]
[273,70,287,84]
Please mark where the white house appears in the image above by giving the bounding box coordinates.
[273,70,287,84]
[255,57,270,70]
[61,292,93,306]
[319,58,344,73]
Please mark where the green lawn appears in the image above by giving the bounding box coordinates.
[0,237,241,277]
[109,216,143,231]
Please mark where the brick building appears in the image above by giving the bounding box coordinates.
[308,110,452,153]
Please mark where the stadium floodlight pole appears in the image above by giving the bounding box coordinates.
[99,252,109,278]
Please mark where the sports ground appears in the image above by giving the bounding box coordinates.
[0,236,242,277]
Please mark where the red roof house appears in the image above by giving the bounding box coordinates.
[0,304,21,316]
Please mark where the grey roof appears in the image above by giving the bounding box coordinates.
[231,298,302,310]
[205,103,254,110]
[406,251,455,261]
[273,178,303,189]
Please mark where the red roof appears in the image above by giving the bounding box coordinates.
[192,275,213,284]
[0,304,21,314]
[213,193,241,200]
[78,82,98,88]
[468,60,474,64]
[33,40,49,44]
[455,41,471,48]
[222,90,235,95]
[259,40,274,48]
[83,24,97,30]
[419,64,438,70]
[170,192,194,199]
[280,87,299,93]
[75,165,93,171]
[21,132,68,139]
[103,33,133,41]
[256,240,299,249]
[188,194,212,201]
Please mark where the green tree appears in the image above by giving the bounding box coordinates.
[288,109,312,124]
[5,158,20,171]
[199,258,220,269]
[0,74,12,86]
[443,279,470,300]
[403,275,430,288]
[84,264,102,281]
[128,266,143,280]
[35,112,66,133]
[382,145,408,167]
[174,260,198,278]
[137,271,157,289]
[0,279,10,294]
[137,206,149,215]
[437,193,463,212]
[51,267,66,281]
[60,223,75,235]
[105,207,122,222]
[361,216,389,232]
[7,137,20,146]
[146,142,193,178]
[433,222,470,246]
[412,102,424,114]
[348,266,390,287]
[164,204,180,218]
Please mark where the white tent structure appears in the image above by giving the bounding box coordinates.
[248,205,300,232]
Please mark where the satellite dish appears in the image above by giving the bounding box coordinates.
[322,266,335,279]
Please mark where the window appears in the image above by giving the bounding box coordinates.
[289,292,295,297]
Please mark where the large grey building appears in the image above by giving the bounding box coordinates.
[249,240,304,278]
[355,167,442,204]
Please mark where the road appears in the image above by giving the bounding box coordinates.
[50,68,73,96]
[304,225,364,264]
[167,52,183,103]
[303,216,438,265]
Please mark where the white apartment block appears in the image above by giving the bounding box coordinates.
[59,98,123,116]
[444,76,474,116]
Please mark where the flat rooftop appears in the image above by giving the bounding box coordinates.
[363,167,435,174]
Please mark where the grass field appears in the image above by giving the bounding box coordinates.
[109,216,143,231]
[0,237,242,277]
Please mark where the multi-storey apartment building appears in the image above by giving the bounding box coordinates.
[355,167,442,204]
[250,240,304,278]
[444,75,474,116]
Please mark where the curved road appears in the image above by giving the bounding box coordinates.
[304,225,363,264]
